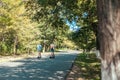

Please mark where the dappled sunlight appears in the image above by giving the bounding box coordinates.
[74,53,101,80]
[0,62,25,67]
[0,52,78,80]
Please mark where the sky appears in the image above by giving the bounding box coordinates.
[65,18,80,32]
[65,12,88,32]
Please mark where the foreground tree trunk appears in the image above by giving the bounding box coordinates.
[96,0,120,80]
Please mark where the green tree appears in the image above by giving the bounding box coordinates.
[25,0,75,51]
[25,0,97,52]
[0,0,13,54]
[71,26,95,52]
[0,0,40,55]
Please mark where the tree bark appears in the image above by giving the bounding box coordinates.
[13,36,18,55]
[96,0,120,80]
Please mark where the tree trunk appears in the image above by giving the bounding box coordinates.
[13,36,18,55]
[96,0,120,80]
[43,43,45,53]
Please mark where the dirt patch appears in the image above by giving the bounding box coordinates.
[66,64,85,80]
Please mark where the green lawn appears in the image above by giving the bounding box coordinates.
[75,53,101,80]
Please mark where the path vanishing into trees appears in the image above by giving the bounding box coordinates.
[0,50,79,80]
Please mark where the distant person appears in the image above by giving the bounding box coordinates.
[37,44,42,59]
[49,43,55,59]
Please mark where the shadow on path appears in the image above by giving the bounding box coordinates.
[0,52,78,80]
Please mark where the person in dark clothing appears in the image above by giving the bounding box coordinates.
[49,43,55,59]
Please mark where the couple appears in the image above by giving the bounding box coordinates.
[37,43,55,59]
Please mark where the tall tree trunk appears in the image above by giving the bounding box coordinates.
[13,36,18,55]
[43,43,45,53]
[96,0,120,80]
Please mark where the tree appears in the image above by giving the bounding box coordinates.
[0,0,40,55]
[62,0,97,52]
[97,0,120,80]
[71,26,96,52]
[25,0,76,50]
[0,0,14,54]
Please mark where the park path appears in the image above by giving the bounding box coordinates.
[0,50,79,80]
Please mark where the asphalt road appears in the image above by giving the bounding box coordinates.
[0,51,79,80]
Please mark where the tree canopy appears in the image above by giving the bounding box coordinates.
[0,0,97,55]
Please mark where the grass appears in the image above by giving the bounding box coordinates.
[75,53,101,80]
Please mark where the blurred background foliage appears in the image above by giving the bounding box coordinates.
[0,0,97,55]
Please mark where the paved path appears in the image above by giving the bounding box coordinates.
[0,51,79,80]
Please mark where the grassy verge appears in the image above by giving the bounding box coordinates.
[75,53,101,80]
